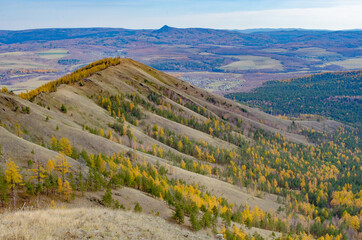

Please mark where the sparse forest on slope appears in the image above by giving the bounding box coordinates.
[226,71,362,128]
[0,58,361,240]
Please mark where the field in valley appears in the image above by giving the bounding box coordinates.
[1,27,362,94]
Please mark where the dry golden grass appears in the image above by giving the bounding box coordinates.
[0,208,213,240]
[0,59,345,240]
[0,58,324,215]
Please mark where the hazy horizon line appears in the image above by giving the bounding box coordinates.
[1,26,361,32]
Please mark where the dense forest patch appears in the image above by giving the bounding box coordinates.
[226,71,362,127]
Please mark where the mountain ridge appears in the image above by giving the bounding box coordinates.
[0,58,359,240]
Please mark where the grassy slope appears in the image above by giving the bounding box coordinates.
[0,58,347,238]
[0,58,339,193]
[0,208,212,240]
[0,206,282,240]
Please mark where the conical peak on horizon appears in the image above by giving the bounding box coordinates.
[1,0,362,30]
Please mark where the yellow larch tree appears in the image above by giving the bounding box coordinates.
[55,154,70,181]
[177,140,183,151]
[158,147,163,158]
[122,124,127,135]
[15,123,23,138]
[28,160,46,206]
[50,135,59,150]
[46,159,55,174]
[194,146,202,160]
[57,177,63,194]
[100,128,105,137]
[62,180,73,202]
[129,102,135,111]
[1,86,8,92]
[220,225,227,239]
[29,160,46,185]
[5,158,23,208]
[59,137,72,157]
[232,224,246,240]
[50,200,57,209]
[108,130,113,140]
[209,127,213,136]
[159,127,165,139]
[180,160,186,169]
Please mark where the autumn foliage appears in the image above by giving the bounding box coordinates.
[19,57,120,100]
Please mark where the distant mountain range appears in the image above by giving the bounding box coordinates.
[1,26,361,46]
[1,26,362,93]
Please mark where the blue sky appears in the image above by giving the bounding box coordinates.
[1,0,361,30]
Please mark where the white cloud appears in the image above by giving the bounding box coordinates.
[1,1,361,30]
[147,4,362,30]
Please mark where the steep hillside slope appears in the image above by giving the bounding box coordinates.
[0,58,360,240]
[0,208,212,240]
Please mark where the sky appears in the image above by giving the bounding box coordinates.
[0,0,362,30]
